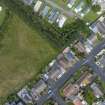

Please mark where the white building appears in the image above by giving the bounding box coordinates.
[56,15,67,28]
[34,0,42,12]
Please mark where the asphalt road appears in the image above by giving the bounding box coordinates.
[88,62,105,81]
[51,92,66,105]
[36,39,105,105]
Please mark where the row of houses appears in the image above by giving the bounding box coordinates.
[93,101,105,105]
[5,101,24,105]
[67,0,91,18]
[17,79,48,104]
[63,71,95,98]
[89,15,105,69]
[72,33,100,55]
[22,0,67,28]
[5,79,47,105]
[43,47,78,82]
[90,16,105,38]
[63,69,104,105]
[34,0,67,28]
[67,0,105,18]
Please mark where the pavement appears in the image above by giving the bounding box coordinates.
[36,40,105,105]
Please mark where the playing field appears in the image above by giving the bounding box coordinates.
[0,11,58,98]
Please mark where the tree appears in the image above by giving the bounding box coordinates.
[85,0,92,6]
[92,5,101,12]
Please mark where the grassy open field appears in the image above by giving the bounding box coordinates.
[0,10,58,99]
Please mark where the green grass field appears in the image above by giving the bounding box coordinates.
[0,11,58,98]
[0,4,6,26]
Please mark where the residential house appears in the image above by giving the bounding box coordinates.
[57,47,78,70]
[56,15,67,28]
[91,83,103,98]
[31,79,47,100]
[79,73,94,87]
[79,7,90,17]
[85,34,98,53]
[73,97,87,105]
[22,0,33,5]
[74,41,86,53]
[5,102,17,105]
[74,1,84,13]
[34,0,42,12]
[48,9,59,24]
[46,62,66,81]
[93,101,105,105]
[63,84,80,98]
[67,0,76,8]
[17,87,32,104]
[96,55,105,69]
[90,16,105,38]
[5,101,24,105]
[40,6,50,17]
[17,102,24,105]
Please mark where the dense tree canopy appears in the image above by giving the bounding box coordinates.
[92,5,101,12]
[1,0,90,47]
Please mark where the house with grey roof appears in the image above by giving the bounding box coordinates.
[46,62,66,81]
[57,47,78,70]
[34,0,42,12]
[5,102,17,105]
[17,102,24,105]
[91,82,103,98]
[31,79,47,100]
[96,55,105,69]
[74,1,84,13]
[85,33,99,53]
[40,6,50,17]
[90,16,105,38]
[93,101,105,105]
[5,101,24,105]
[17,87,32,104]
[67,0,76,8]
[22,0,33,5]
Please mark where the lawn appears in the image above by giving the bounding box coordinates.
[53,0,68,6]
[84,10,99,23]
[85,89,95,105]
[0,4,6,26]
[0,11,58,99]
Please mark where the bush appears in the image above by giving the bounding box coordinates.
[92,5,101,12]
